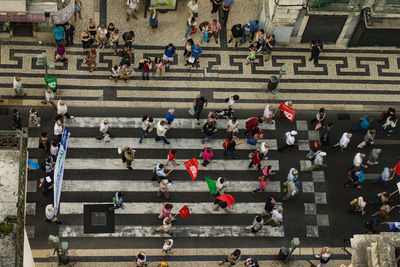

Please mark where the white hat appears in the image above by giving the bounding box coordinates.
[290,130,297,135]
[319,152,327,157]
[47,205,54,211]
[46,176,52,183]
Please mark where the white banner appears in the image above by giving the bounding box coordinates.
[54,127,70,215]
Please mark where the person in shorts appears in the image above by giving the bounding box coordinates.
[126,0,140,21]
[162,43,176,69]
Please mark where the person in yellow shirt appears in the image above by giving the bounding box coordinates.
[158,261,168,267]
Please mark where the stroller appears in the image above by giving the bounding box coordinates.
[215,109,234,119]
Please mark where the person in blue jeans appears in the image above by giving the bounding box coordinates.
[202,122,217,143]
[223,135,245,159]
[352,115,372,134]
[184,17,197,40]
[371,167,394,188]
[110,192,125,211]
[139,115,153,143]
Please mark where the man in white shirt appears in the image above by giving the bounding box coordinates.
[334,132,352,151]
[45,204,61,223]
[126,0,140,21]
[152,163,173,181]
[259,142,270,159]
[278,130,297,152]
[54,119,64,139]
[304,151,327,172]
[96,119,112,140]
[56,100,74,120]
[216,177,228,195]
[264,207,283,226]
[11,76,26,97]
[155,120,172,145]
[353,152,366,169]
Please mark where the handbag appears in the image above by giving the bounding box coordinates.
[189,27,197,35]
[315,122,322,130]
[379,210,389,218]
[349,199,357,206]
[148,126,154,133]
[188,56,195,63]
[104,134,111,143]
[188,107,195,116]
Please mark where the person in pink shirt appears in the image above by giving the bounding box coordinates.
[202,147,213,166]
[207,19,221,44]
[251,165,276,195]
[158,202,176,220]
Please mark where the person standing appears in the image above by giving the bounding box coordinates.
[264,207,283,225]
[149,7,158,30]
[86,47,97,72]
[264,34,276,62]
[87,19,97,44]
[56,100,74,120]
[54,43,66,62]
[126,0,140,21]
[190,43,202,67]
[11,76,26,97]
[12,109,22,130]
[221,0,234,26]
[228,24,243,48]
[105,23,115,48]
[183,17,197,41]
[110,29,119,55]
[157,179,170,200]
[371,167,394,188]
[140,58,152,80]
[227,94,239,112]
[81,30,91,52]
[110,192,125,211]
[139,115,153,143]
[39,132,50,154]
[155,120,172,145]
[249,20,260,41]
[162,239,173,255]
[97,24,107,50]
[251,174,270,195]
[135,251,147,267]
[53,119,64,140]
[96,119,113,140]
[309,40,323,65]
[193,96,208,124]
[245,215,264,233]
[278,130,298,152]
[263,104,275,124]
[310,108,326,128]
[64,22,75,46]
[208,19,221,44]
[226,117,239,136]
[187,0,198,17]
[259,142,270,159]
[333,132,352,151]
[314,247,331,267]
[240,23,251,46]
[219,249,241,266]
[211,0,222,14]
[74,0,83,22]
[45,204,61,224]
[121,146,135,170]
[52,24,65,45]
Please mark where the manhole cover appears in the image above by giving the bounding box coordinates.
[91,212,107,226]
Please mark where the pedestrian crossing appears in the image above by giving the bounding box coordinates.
[26,114,285,248]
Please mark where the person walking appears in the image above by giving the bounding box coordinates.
[135,251,147,267]
[309,40,323,65]
[53,119,64,140]
[245,215,264,233]
[282,181,300,200]
[110,29,119,55]
[149,7,158,30]
[223,135,245,159]
[158,202,176,220]
[56,100,74,121]
[187,0,198,17]
[226,94,239,112]
[228,24,243,48]
[44,156,54,176]
[74,0,83,22]
[259,142,270,159]
[219,249,241,266]
[121,146,135,170]
[352,152,367,169]
[248,151,263,170]
[52,24,65,45]
[202,147,213,166]
[39,132,50,154]
[226,117,239,136]
[348,196,366,215]
[110,192,125,211]
[11,76,26,97]
[251,174,270,195]
[261,196,276,216]
[166,149,179,167]
[54,42,66,62]
[42,176,54,196]
[193,96,208,124]
[344,170,364,188]
[211,0,222,14]
[352,115,372,134]
[152,163,174,181]
[165,109,175,125]
[50,139,59,161]
[162,239,173,255]
[263,207,283,226]
[371,167,394,187]
[314,247,331,267]
[283,168,298,187]
[96,119,113,140]
[320,122,333,146]
[264,34,276,62]
[155,218,173,235]
[139,115,153,143]
[367,148,382,166]
[155,120,172,145]
[157,179,170,200]
[221,0,234,26]
[215,177,228,196]
[244,116,263,136]
[208,19,221,44]
[245,47,256,65]
[202,122,217,143]
[303,151,327,172]
[310,108,326,129]
[333,132,352,151]
[64,22,75,46]
[305,140,321,160]
[45,204,61,224]
[11,109,22,130]
[357,129,376,148]
[277,130,298,152]
[126,0,140,21]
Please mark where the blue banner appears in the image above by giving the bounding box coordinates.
[54,127,70,215]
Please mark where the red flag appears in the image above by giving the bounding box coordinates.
[394,161,400,175]
[278,103,296,122]
[217,194,236,209]
[184,157,199,180]
[179,205,190,219]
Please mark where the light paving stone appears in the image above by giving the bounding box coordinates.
[312,171,325,182]
[304,203,317,215]
[302,182,315,193]
[296,120,309,131]
[298,140,310,151]
[306,225,319,238]
[26,203,36,216]
[317,215,330,226]
[299,247,314,255]
[300,160,312,171]
[308,130,320,141]
[315,192,327,204]
[26,180,37,193]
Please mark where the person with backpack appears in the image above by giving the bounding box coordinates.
[223,135,245,159]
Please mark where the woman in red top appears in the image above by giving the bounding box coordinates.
[245,117,263,136]
[140,58,152,80]
[248,151,264,170]
[166,149,178,167]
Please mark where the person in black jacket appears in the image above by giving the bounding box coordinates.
[228,24,243,48]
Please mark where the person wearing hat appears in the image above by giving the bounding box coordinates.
[333,132,352,151]
[96,119,113,140]
[43,176,54,195]
[283,168,298,187]
[155,217,173,235]
[367,148,382,166]
[357,128,376,148]
[314,247,331,266]
[278,130,298,152]
[157,179,170,199]
[45,204,61,224]
[304,151,327,172]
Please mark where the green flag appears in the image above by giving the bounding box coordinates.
[45,76,57,91]
[205,177,217,195]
